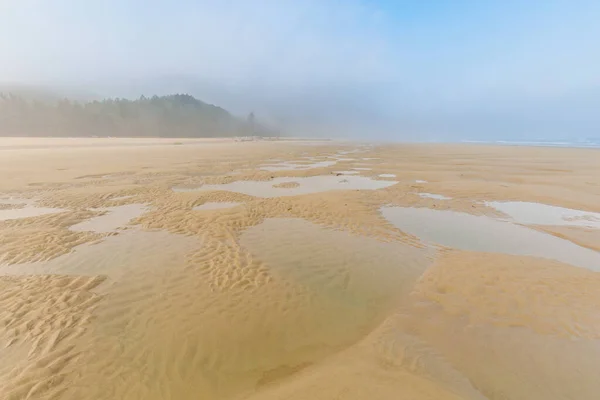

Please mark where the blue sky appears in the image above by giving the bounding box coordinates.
[1,0,599,140]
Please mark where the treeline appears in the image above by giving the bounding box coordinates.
[0,93,271,138]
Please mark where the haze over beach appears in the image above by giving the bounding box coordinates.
[2,0,600,143]
[1,1,600,400]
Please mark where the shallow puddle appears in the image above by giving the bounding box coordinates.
[0,198,66,221]
[174,175,397,198]
[69,204,148,233]
[381,206,600,271]
[486,201,600,229]
[331,157,355,161]
[259,160,337,172]
[193,202,242,211]
[418,193,452,200]
[240,218,434,304]
[0,230,198,283]
[0,198,32,205]
[57,218,432,399]
[378,174,397,178]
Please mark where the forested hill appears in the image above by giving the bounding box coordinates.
[0,93,271,138]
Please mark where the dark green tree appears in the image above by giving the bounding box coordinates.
[0,93,276,138]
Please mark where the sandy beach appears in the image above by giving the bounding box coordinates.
[0,137,599,400]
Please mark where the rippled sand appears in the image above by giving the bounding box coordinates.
[0,137,598,400]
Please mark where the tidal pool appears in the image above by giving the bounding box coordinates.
[418,193,452,200]
[381,206,600,271]
[0,198,66,221]
[173,175,397,198]
[486,201,600,229]
[69,204,148,233]
[259,160,338,172]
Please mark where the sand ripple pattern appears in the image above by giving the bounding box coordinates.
[0,139,599,400]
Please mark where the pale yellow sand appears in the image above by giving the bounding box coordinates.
[0,137,598,400]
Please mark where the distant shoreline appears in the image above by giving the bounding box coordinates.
[0,136,597,151]
[460,140,600,149]
[0,136,334,151]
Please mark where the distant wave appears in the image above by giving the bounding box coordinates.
[461,139,600,149]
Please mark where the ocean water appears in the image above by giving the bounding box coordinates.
[461,139,600,149]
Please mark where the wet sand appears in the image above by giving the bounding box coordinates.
[0,137,598,400]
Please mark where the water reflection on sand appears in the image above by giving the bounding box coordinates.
[0,198,66,221]
[173,175,397,198]
[381,206,600,271]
